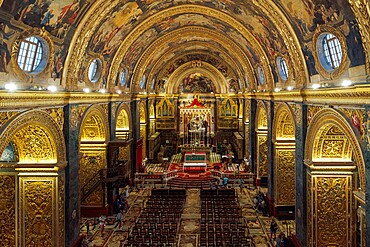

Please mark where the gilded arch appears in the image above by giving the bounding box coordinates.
[255,101,268,178]
[272,103,296,205]
[273,103,295,140]
[107,4,272,91]
[79,105,109,143]
[116,103,131,130]
[0,109,66,164]
[256,101,268,130]
[166,61,227,94]
[145,42,251,92]
[131,27,254,92]
[304,108,365,190]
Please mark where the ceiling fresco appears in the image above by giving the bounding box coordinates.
[0,0,367,92]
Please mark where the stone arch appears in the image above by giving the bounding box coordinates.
[78,105,109,206]
[304,108,365,247]
[0,109,66,164]
[272,103,296,206]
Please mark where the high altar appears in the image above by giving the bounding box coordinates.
[179,98,215,148]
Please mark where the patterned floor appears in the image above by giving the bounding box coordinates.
[80,186,295,246]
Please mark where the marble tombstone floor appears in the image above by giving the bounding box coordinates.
[80,186,295,247]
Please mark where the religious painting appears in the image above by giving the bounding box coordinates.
[90,2,143,56]
[123,28,158,68]
[179,72,215,93]
[0,21,14,73]
[0,143,17,162]
[14,0,87,39]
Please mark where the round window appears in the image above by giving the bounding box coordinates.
[17,36,48,73]
[276,57,289,81]
[88,59,102,83]
[317,33,342,71]
[257,66,264,85]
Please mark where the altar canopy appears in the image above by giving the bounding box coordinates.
[179,98,214,147]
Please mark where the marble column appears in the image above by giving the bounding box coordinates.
[64,104,82,246]
[293,103,307,246]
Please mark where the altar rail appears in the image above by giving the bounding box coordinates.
[211,171,255,186]
[134,170,179,186]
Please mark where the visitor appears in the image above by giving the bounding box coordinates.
[99,214,107,236]
[239,178,244,192]
[270,219,278,239]
[275,233,282,247]
[281,233,289,247]
[116,210,123,229]
[223,176,229,188]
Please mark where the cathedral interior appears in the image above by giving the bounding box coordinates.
[1,0,370,246]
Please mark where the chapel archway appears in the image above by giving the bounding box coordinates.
[272,103,296,215]
[0,109,66,246]
[255,101,268,185]
[305,108,365,247]
[79,105,109,207]
[139,101,147,160]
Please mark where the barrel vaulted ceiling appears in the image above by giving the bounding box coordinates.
[0,0,368,94]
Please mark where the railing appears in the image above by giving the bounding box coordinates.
[81,161,131,203]
[211,171,255,185]
[81,169,107,202]
[163,170,178,183]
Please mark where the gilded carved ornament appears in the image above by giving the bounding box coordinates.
[257,135,268,177]
[132,28,252,91]
[139,102,147,124]
[11,28,55,83]
[312,25,350,80]
[116,108,130,130]
[275,149,296,205]
[21,179,55,246]
[107,5,272,91]
[80,105,109,142]
[304,108,365,189]
[256,102,268,130]
[0,110,66,163]
[273,103,295,140]
[14,124,57,163]
[349,0,370,74]
[0,175,15,246]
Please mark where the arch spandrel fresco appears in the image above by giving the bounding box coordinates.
[278,0,366,67]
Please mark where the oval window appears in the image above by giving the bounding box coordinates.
[276,56,289,81]
[317,33,342,71]
[88,59,102,83]
[257,66,264,85]
[17,36,48,73]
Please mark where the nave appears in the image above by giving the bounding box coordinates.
[79,186,294,247]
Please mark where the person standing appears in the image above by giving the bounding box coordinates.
[99,214,107,236]
[270,219,278,239]
[116,210,123,229]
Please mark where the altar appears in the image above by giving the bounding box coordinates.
[183,152,207,172]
